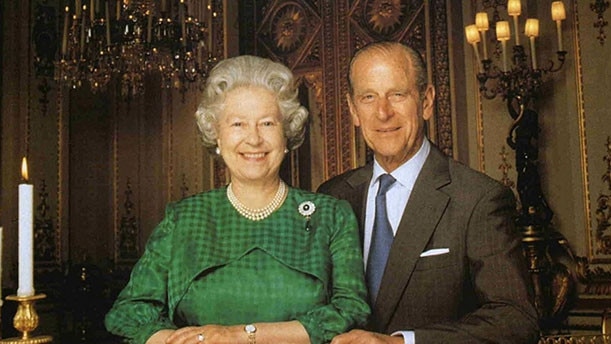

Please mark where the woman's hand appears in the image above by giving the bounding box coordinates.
[164,325,244,344]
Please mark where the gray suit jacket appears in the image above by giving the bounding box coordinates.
[318,145,540,343]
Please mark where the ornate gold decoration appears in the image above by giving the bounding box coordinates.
[181,173,190,199]
[34,179,57,263]
[498,145,515,189]
[538,334,611,343]
[0,294,53,343]
[595,136,611,255]
[591,0,610,45]
[366,0,404,34]
[118,179,139,261]
[575,256,611,295]
[274,5,306,52]
[430,0,453,157]
[302,72,324,116]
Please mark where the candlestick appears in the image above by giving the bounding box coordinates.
[116,0,121,20]
[61,6,70,57]
[90,0,95,21]
[105,1,111,46]
[161,0,167,12]
[80,6,86,55]
[512,15,520,46]
[147,10,152,43]
[75,0,82,18]
[180,1,186,47]
[1,294,53,343]
[18,157,34,298]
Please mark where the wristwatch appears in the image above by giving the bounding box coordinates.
[244,324,257,344]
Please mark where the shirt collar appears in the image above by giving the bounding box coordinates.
[371,138,431,191]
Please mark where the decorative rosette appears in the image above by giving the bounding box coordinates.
[298,201,316,217]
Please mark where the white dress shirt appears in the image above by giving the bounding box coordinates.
[364,139,431,344]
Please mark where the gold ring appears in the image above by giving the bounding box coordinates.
[197,333,205,342]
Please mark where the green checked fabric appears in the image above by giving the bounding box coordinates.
[105,186,370,344]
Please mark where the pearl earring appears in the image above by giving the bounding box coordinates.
[215,147,221,155]
[284,148,289,154]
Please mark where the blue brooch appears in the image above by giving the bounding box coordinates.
[298,201,316,231]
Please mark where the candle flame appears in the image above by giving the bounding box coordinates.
[21,157,29,182]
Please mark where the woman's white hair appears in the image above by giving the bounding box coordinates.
[195,55,309,151]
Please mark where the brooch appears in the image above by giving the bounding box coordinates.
[298,201,316,231]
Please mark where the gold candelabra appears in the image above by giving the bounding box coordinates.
[0,294,52,343]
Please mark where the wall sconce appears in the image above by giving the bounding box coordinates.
[591,0,610,45]
[466,1,574,333]
[465,0,567,227]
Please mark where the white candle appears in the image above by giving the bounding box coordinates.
[105,1,111,46]
[508,0,521,45]
[147,10,152,43]
[80,6,86,55]
[475,12,489,60]
[464,25,483,73]
[525,18,539,69]
[496,21,510,72]
[75,0,82,18]
[62,6,70,57]
[180,1,186,47]
[552,1,566,51]
[18,157,35,297]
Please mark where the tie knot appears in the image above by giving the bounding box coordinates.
[377,174,396,196]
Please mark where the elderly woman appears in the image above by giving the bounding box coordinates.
[105,55,370,344]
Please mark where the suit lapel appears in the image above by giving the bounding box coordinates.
[371,147,452,332]
[344,165,373,243]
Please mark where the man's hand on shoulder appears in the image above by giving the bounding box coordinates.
[331,330,404,344]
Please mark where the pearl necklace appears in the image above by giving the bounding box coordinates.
[227,181,288,221]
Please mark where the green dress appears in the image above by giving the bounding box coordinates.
[105,187,370,344]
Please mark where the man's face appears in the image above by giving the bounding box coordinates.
[347,49,435,172]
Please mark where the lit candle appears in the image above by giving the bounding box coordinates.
[552,1,566,51]
[507,0,521,46]
[105,1,111,46]
[475,12,489,60]
[147,10,152,43]
[525,18,539,69]
[61,6,70,57]
[496,21,511,72]
[180,0,186,47]
[80,5,87,55]
[18,157,35,297]
[465,24,483,73]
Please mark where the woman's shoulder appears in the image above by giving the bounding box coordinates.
[169,187,227,212]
